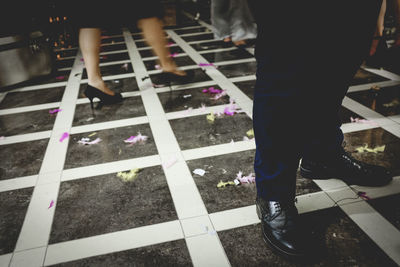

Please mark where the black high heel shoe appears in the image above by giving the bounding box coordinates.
[84,85,123,109]
[153,69,195,88]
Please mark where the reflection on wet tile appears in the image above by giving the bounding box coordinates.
[219,208,397,267]
[100,43,127,52]
[350,68,388,86]
[51,240,192,267]
[99,52,129,63]
[217,62,257,78]
[150,68,211,87]
[82,63,133,79]
[139,46,183,58]
[338,106,365,124]
[169,113,253,150]
[72,96,146,126]
[100,36,125,44]
[0,110,57,136]
[79,77,139,98]
[0,139,48,180]
[343,128,400,176]
[49,166,177,243]
[234,80,255,100]
[0,86,65,109]
[181,33,214,42]
[144,56,196,71]
[158,85,230,112]
[191,40,232,51]
[64,124,158,169]
[202,49,253,63]
[175,27,208,35]
[0,187,33,254]
[78,78,139,98]
[347,85,400,116]
[368,194,400,231]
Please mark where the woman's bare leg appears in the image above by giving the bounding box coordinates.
[79,28,115,95]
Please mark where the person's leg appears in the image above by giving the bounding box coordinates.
[229,0,257,45]
[138,17,186,76]
[79,28,115,96]
[211,0,232,41]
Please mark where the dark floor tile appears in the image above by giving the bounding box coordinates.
[219,207,397,267]
[99,52,130,63]
[347,84,400,116]
[82,63,133,79]
[135,38,174,48]
[78,77,139,99]
[217,62,257,78]
[0,187,33,255]
[350,68,389,86]
[54,49,77,59]
[49,165,176,243]
[338,106,365,123]
[202,49,253,63]
[72,96,146,126]
[0,86,65,109]
[101,36,125,44]
[101,28,123,36]
[234,80,255,100]
[0,109,57,136]
[191,40,233,51]
[55,58,74,69]
[100,43,127,53]
[368,193,400,231]
[158,85,230,113]
[139,46,183,58]
[169,113,253,150]
[64,124,158,169]
[343,128,400,176]
[181,33,214,42]
[144,56,196,71]
[187,150,320,213]
[0,139,48,180]
[150,68,211,87]
[51,240,192,267]
[175,27,208,35]
[19,70,71,87]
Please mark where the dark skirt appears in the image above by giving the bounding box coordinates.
[65,1,164,29]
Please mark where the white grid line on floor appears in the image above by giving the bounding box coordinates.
[363,67,400,81]
[9,51,84,267]
[8,82,68,93]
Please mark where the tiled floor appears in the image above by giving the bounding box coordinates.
[1,6,400,267]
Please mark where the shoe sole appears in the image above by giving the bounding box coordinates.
[256,205,306,259]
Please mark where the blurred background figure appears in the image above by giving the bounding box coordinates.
[210,0,257,48]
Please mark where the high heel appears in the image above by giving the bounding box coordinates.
[153,69,194,87]
[84,85,123,109]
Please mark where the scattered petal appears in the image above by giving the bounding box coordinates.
[246,129,254,138]
[117,168,140,182]
[183,94,192,98]
[121,63,129,71]
[88,132,97,137]
[355,144,385,153]
[200,103,206,111]
[59,132,69,142]
[0,136,5,140]
[48,200,55,209]
[155,64,161,69]
[49,109,62,114]
[217,180,236,188]
[78,137,102,145]
[86,117,94,122]
[383,98,400,108]
[206,112,215,122]
[124,133,148,144]
[55,76,65,80]
[169,52,178,57]
[198,63,216,67]
[193,168,206,176]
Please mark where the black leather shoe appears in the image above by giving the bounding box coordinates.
[300,151,392,186]
[84,85,123,109]
[256,197,309,258]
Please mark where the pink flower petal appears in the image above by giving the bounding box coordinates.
[48,200,55,209]
[49,109,62,114]
[59,132,69,142]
